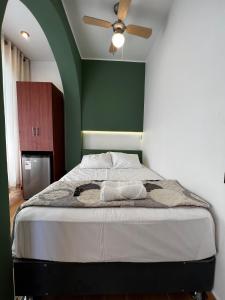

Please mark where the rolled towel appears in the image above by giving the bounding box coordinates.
[100,181,147,202]
[102,180,143,187]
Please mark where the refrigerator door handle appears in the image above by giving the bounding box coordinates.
[32,127,36,136]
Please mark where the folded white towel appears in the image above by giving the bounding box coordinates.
[100,181,147,202]
[101,181,143,187]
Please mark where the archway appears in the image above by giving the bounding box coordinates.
[0,1,81,298]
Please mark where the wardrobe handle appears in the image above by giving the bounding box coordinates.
[32,127,36,136]
[37,127,40,136]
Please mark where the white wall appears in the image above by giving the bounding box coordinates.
[143,0,225,299]
[31,61,63,92]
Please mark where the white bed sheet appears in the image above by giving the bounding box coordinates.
[60,164,163,182]
[12,166,216,263]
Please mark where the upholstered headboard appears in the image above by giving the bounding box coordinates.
[81,149,143,163]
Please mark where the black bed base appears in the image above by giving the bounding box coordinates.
[14,256,215,297]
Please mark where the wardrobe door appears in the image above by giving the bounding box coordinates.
[32,83,53,151]
[17,82,37,150]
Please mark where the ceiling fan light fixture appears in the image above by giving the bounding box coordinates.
[112,32,125,48]
[82,0,152,55]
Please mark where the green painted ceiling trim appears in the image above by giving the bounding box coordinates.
[21,0,82,171]
[0,2,14,299]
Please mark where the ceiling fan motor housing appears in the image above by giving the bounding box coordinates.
[113,20,126,33]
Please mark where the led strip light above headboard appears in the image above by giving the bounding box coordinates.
[82,131,143,151]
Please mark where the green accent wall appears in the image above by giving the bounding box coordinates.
[82,60,145,131]
[22,0,82,171]
[0,2,14,299]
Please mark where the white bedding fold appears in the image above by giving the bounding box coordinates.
[100,181,147,202]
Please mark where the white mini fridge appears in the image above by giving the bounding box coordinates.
[22,154,51,200]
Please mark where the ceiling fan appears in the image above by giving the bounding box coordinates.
[83,0,152,54]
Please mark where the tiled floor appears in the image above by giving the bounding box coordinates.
[10,190,216,300]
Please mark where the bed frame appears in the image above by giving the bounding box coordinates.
[13,150,216,300]
[14,257,215,299]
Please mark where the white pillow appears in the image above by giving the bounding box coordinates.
[80,152,112,169]
[110,152,142,169]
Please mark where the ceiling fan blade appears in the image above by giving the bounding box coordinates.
[126,24,152,38]
[109,43,117,54]
[83,16,112,28]
[117,0,131,21]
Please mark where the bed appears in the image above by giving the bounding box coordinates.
[13,150,216,300]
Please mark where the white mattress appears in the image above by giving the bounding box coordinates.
[12,166,216,262]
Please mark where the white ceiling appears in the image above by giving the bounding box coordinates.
[2,0,55,61]
[1,0,173,62]
[63,0,173,62]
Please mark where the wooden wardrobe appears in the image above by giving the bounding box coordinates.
[17,82,65,181]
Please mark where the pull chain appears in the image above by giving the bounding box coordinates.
[121,43,124,60]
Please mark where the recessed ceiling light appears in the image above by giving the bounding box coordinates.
[20,31,30,40]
